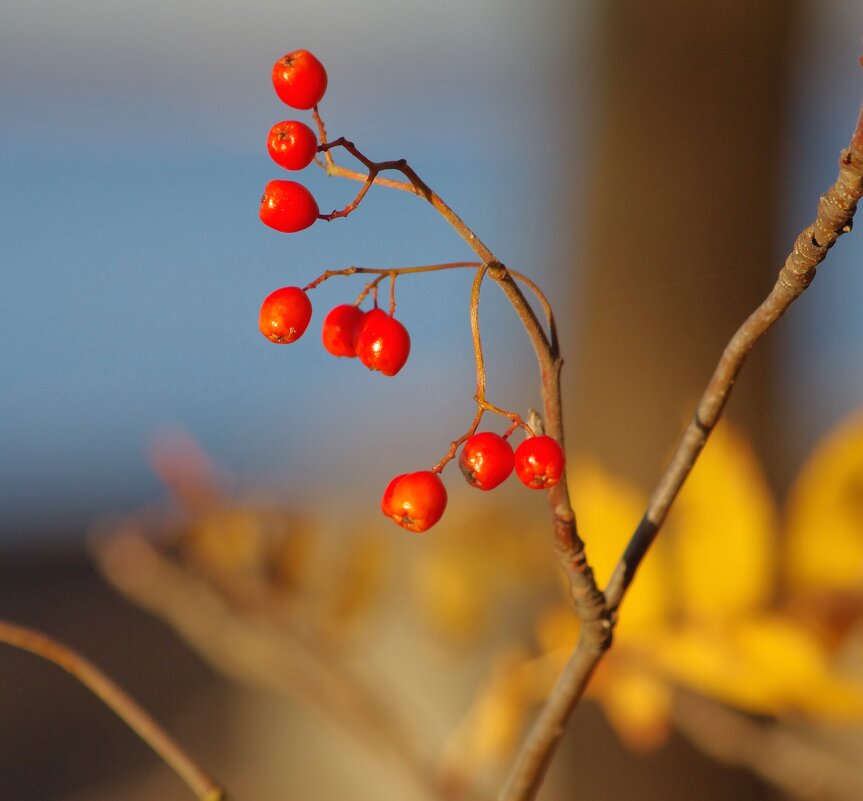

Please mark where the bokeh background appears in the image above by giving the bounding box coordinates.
[3,1,863,799]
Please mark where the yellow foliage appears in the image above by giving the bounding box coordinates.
[411,503,552,643]
[569,458,666,635]
[595,664,671,751]
[786,412,863,595]
[667,423,777,623]
[446,412,863,767]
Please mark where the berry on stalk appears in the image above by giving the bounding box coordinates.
[459,432,515,491]
[381,471,447,533]
[259,286,313,344]
[272,50,328,110]
[267,120,318,171]
[322,304,365,357]
[354,308,411,376]
[259,179,319,233]
[514,436,565,489]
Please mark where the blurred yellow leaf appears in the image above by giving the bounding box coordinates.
[442,648,535,770]
[667,422,777,623]
[414,551,492,641]
[411,502,552,644]
[651,614,863,720]
[569,458,665,635]
[504,416,863,756]
[786,412,863,596]
[595,663,672,751]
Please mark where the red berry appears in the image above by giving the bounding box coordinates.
[259,180,319,233]
[259,286,312,344]
[514,436,565,489]
[381,471,447,533]
[267,120,318,171]
[272,50,328,110]
[354,308,411,376]
[459,432,515,491]
[322,304,364,357]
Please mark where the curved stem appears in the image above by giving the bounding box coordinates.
[0,619,225,801]
[356,273,388,306]
[315,132,496,262]
[389,271,397,316]
[471,265,489,400]
[303,262,482,293]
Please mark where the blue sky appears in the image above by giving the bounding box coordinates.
[0,0,594,538]
[2,1,863,541]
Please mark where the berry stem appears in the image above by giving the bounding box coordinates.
[356,273,389,306]
[431,266,534,473]
[389,271,397,316]
[470,264,489,402]
[302,262,557,346]
[314,123,496,262]
[303,262,482,292]
[431,405,484,474]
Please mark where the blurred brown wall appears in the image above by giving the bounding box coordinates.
[570,0,799,490]
[557,2,800,798]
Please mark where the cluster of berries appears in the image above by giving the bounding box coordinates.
[257,50,565,533]
[259,289,411,376]
[259,50,327,234]
[385,434,565,533]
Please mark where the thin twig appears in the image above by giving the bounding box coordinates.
[0,619,225,801]
[606,141,863,611]
[303,262,482,292]
[315,135,496,263]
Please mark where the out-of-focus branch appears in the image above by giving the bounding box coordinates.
[671,688,863,801]
[93,530,483,801]
[0,619,225,801]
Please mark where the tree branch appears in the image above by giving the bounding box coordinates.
[501,108,863,801]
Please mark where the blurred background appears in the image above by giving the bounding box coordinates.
[3,0,863,799]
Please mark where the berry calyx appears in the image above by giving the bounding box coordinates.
[272,50,328,110]
[459,432,515,491]
[259,286,313,344]
[381,471,447,533]
[259,179,319,233]
[514,436,565,489]
[267,120,318,171]
[322,304,364,357]
[354,308,411,376]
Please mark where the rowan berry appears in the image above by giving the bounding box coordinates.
[514,436,565,489]
[321,304,365,357]
[259,286,313,344]
[459,432,515,491]
[354,308,411,376]
[381,471,447,533]
[267,120,318,171]
[259,180,319,233]
[272,50,328,110]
